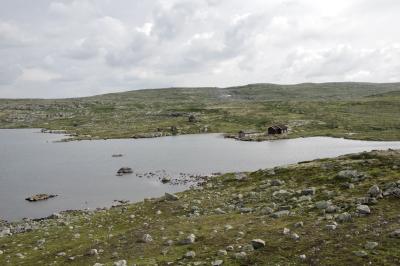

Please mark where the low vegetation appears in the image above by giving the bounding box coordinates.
[1,82,400,141]
[1,149,400,265]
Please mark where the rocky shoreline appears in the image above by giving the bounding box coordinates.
[1,149,400,265]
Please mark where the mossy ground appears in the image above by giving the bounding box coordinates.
[1,150,400,265]
[1,82,400,141]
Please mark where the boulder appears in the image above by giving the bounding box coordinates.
[336,212,352,223]
[184,251,196,259]
[368,185,381,198]
[251,239,266,249]
[116,167,133,175]
[301,187,316,196]
[270,179,285,186]
[315,200,331,210]
[161,176,171,183]
[165,193,179,201]
[389,229,400,238]
[142,234,153,243]
[356,205,371,215]
[365,241,378,250]
[25,194,57,202]
[271,210,290,218]
[212,260,224,266]
[181,234,196,244]
[113,260,127,266]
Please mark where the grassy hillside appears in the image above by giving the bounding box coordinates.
[1,149,400,265]
[0,82,400,140]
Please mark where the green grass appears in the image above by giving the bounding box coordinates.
[1,149,400,265]
[1,82,400,141]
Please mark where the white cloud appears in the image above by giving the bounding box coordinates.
[0,0,400,98]
[19,68,61,82]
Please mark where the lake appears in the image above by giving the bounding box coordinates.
[1,129,400,221]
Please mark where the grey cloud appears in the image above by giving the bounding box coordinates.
[0,0,400,98]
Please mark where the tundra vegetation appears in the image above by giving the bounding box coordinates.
[1,82,400,141]
[1,82,400,265]
[1,149,400,265]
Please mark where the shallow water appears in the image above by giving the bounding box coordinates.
[1,129,400,221]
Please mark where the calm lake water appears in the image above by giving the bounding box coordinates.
[1,129,400,221]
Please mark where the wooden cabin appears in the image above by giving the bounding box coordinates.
[267,125,288,135]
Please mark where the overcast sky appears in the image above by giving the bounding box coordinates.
[0,0,399,98]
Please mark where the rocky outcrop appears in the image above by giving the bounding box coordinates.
[25,194,57,202]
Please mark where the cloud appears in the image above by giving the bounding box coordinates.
[0,64,22,85]
[19,68,61,82]
[0,0,400,98]
[0,21,33,48]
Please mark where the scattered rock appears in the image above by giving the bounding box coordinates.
[271,210,290,218]
[353,250,368,257]
[113,260,127,266]
[336,212,352,223]
[217,250,228,256]
[142,234,153,243]
[270,179,285,186]
[368,185,381,198]
[315,200,331,210]
[184,251,196,259]
[301,187,316,195]
[88,249,98,256]
[212,259,224,266]
[356,205,371,215]
[116,167,133,175]
[251,239,266,249]
[181,234,196,244]
[294,221,304,228]
[16,253,25,259]
[233,252,247,259]
[389,229,400,238]
[161,176,171,183]
[365,241,378,250]
[165,192,179,201]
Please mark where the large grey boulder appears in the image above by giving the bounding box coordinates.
[368,185,381,198]
[271,210,290,218]
[165,193,179,201]
[357,205,371,215]
[336,212,352,223]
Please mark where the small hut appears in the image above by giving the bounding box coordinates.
[267,125,288,135]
